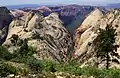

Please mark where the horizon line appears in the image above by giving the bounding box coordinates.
[3,3,108,6]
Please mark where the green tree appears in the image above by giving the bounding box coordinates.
[93,25,119,69]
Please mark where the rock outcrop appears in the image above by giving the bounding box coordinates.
[74,9,120,68]
[74,8,104,51]
[0,7,13,45]
[13,5,96,33]
[3,10,73,62]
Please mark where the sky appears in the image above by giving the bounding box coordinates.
[0,0,120,6]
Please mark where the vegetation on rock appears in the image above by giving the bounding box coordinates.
[93,25,119,69]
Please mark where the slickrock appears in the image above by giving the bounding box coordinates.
[74,9,120,68]
[3,10,73,62]
[74,8,104,51]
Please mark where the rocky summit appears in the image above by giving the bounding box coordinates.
[74,8,120,68]
[0,7,13,45]
[3,10,73,62]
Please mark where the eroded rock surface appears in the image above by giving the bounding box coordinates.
[3,10,73,62]
[74,9,120,68]
[74,8,104,51]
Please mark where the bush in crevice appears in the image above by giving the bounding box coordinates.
[10,39,36,63]
[0,46,14,60]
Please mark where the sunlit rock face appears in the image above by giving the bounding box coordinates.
[0,7,13,45]
[3,10,73,62]
[74,8,104,51]
[74,9,120,68]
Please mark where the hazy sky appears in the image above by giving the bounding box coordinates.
[0,0,120,6]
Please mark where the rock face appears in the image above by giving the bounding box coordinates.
[3,10,73,62]
[0,7,13,45]
[50,5,95,33]
[74,9,120,68]
[74,8,104,51]
[12,5,97,33]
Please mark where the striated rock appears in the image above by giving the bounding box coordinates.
[77,8,104,33]
[0,7,13,45]
[12,5,99,33]
[74,8,104,51]
[3,10,73,62]
[74,9,120,68]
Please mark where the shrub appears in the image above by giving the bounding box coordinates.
[26,56,43,73]
[11,45,36,63]
[60,63,80,75]
[0,46,14,60]
[42,60,57,73]
[0,61,20,77]
[102,68,120,78]
[15,39,35,57]
[48,61,120,78]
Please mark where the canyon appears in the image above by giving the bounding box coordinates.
[1,4,120,77]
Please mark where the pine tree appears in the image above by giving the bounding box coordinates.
[93,24,119,69]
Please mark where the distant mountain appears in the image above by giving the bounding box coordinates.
[6,4,62,10]
[10,10,27,17]
[8,4,107,33]
[36,6,52,16]
[106,3,120,9]
[49,5,95,33]
[6,4,40,9]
